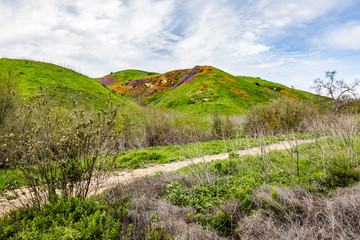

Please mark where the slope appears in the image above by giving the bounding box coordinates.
[98,65,317,114]
[0,58,127,110]
[96,69,160,90]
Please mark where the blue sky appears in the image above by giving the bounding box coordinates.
[1,0,360,92]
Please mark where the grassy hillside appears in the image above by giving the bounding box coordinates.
[98,65,317,114]
[96,69,160,90]
[0,58,127,110]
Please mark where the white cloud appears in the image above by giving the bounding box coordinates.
[319,22,360,51]
[0,0,359,92]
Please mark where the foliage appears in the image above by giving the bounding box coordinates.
[0,196,125,239]
[324,159,360,187]
[244,97,319,136]
[165,181,230,213]
[1,91,118,207]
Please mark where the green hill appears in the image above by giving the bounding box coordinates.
[96,70,160,90]
[97,65,317,114]
[0,58,127,110]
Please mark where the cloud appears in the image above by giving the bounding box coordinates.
[318,22,360,51]
[0,0,359,91]
[171,0,270,67]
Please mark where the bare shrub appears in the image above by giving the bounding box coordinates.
[236,184,360,239]
[244,97,319,136]
[312,70,360,112]
[122,196,191,239]
[141,107,211,147]
[2,92,118,208]
[175,225,225,240]
[211,113,238,140]
[307,112,359,167]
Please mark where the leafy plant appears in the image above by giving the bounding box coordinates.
[0,196,125,239]
[325,159,360,187]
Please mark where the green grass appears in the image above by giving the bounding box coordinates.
[162,135,360,235]
[101,65,319,115]
[0,58,129,110]
[114,133,314,169]
[96,69,160,90]
[155,68,318,114]
[2,134,359,238]
[0,133,313,192]
[167,136,360,212]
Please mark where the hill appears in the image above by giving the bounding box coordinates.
[97,65,317,114]
[96,69,160,90]
[0,58,127,110]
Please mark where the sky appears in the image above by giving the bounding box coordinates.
[1,0,360,92]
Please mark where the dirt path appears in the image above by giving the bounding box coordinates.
[0,139,316,215]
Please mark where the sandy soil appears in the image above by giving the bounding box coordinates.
[0,139,316,215]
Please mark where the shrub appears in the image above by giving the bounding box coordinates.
[211,113,237,140]
[2,91,118,207]
[0,196,124,239]
[244,97,319,136]
[165,181,229,213]
[325,159,360,188]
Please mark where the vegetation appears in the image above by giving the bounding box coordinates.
[313,70,360,112]
[96,69,160,90]
[98,65,318,114]
[1,59,360,239]
[244,97,320,136]
[0,58,127,110]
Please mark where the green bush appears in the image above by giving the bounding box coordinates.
[0,196,125,239]
[165,181,229,213]
[325,159,360,188]
[244,97,319,136]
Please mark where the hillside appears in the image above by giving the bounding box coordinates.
[0,58,127,110]
[97,65,317,114]
[96,69,160,90]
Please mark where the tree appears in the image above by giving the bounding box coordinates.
[312,71,360,111]
[0,67,18,125]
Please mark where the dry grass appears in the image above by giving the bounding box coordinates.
[237,184,360,240]
[175,225,226,240]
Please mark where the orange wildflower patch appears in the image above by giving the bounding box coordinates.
[197,85,211,92]
[280,89,298,99]
[231,88,249,99]
[222,76,237,83]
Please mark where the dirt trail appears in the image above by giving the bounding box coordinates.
[0,139,316,215]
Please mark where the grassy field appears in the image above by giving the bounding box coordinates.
[0,58,128,110]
